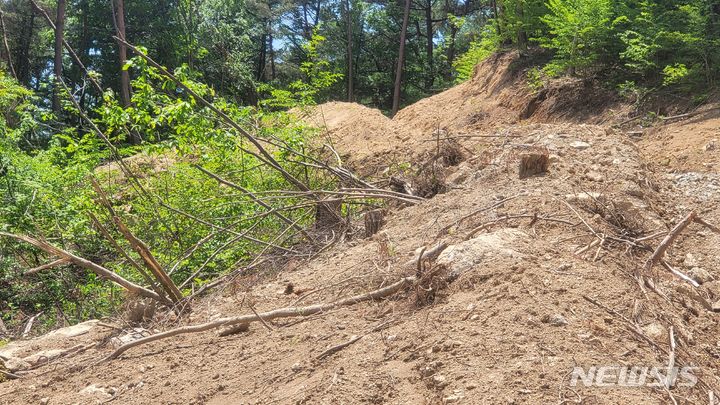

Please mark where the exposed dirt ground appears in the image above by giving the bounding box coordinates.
[2,53,720,404]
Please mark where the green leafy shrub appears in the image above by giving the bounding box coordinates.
[453,24,501,83]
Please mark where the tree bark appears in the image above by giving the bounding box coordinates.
[424,0,434,90]
[345,0,353,101]
[52,0,66,114]
[392,0,412,116]
[0,8,16,79]
[268,32,276,81]
[257,32,267,81]
[515,2,527,53]
[16,4,35,85]
[112,0,131,108]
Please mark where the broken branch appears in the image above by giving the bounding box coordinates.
[0,232,171,305]
[106,276,417,360]
[644,211,697,273]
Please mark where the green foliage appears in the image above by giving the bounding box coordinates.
[526,67,546,93]
[538,0,613,76]
[259,31,343,109]
[0,54,329,331]
[662,63,689,86]
[453,25,501,83]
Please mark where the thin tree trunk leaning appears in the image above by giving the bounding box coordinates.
[52,0,66,113]
[0,8,16,79]
[24,258,70,276]
[106,276,417,360]
[392,0,411,116]
[90,178,183,303]
[0,232,170,305]
[16,3,35,84]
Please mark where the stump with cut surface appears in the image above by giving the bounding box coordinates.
[518,151,550,179]
[364,209,386,237]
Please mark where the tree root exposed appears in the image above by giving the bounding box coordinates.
[106,276,417,361]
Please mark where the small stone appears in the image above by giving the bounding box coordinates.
[684,253,700,268]
[642,323,666,340]
[386,335,397,342]
[585,171,604,182]
[432,375,448,388]
[291,362,303,372]
[541,314,567,327]
[444,394,464,403]
[570,141,591,150]
[40,398,50,405]
[688,267,714,284]
[469,314,481,321]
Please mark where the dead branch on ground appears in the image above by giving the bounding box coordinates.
[106,275,417,360]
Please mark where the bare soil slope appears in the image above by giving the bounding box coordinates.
[2,56,719,405]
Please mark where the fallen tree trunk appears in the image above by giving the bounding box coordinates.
[0,232,170,305]
[106,275,417,360]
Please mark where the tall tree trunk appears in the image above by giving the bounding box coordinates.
[257,33,267,81]
[345,0,353,101]
[392,0,411,116]
[113,0,131,108]
[16,5,35,85]
[424,0,433,90]
[492,0,501,36]
[53,0,66,114]
[78,0,90,109]
[516,2,527,53]
[268,32,276,81]
[0,8,16,79]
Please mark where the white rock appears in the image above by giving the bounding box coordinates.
[444,394,464,403]
[684,253,700,268]
[436,229,527,278]
[642,323,666,340]
[569,141,591,150]
[432,375,448,388]
[688,267,714,284]
[79,384,112,399]
[542,314,567,327]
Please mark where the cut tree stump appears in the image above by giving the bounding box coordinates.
[518,152,549,179]
[364,209,386,237]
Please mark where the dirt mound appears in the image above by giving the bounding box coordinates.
[303,52,620,176]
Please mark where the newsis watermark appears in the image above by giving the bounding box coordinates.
[569,365,698,388]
